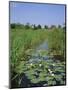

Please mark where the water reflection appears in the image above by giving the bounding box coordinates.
[28,41,53,63]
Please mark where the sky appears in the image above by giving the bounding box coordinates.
[10,2,65,27]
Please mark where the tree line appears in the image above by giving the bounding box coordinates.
[10,23,65,30]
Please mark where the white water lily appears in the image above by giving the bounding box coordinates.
[51,73,55,76]
[48,69,55,76]
[30,63,33,66]
[48,69,51,71]
[39,64,42,67]
[48,69,52,73]
[52,63,55,66]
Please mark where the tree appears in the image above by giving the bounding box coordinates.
[50,25,56,29]
[16,23,23,29]
[58,25,61,29]
[10,23,24,29]
[33,24,38,30]
[44,25,48,29]
[11,23,16,29]
[25,23,30,29]
[37,24,41,29]
[63,23,66,30]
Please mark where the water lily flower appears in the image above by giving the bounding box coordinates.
[48,69,52,73]
[48,69,51,71]
[51,73,55,76]
[30,63,33,66]
[39,64,42,67]
[50,71,52,73]
[52,63,55,66]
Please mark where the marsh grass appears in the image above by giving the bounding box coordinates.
[10,27,65,88]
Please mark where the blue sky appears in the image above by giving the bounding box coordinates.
[10,2,65,27]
